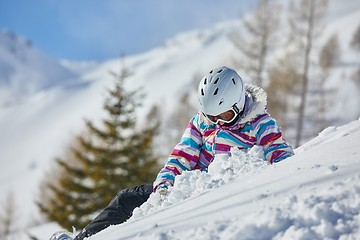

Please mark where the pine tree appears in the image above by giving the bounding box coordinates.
[0,191,19,238]
[37,66,160,230]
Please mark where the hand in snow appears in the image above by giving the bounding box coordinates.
[159,188,168,202]
[156,184,170,202]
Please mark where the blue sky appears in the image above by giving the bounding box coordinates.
[0,0,257,61]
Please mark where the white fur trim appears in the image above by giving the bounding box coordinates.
[237,84,268,125]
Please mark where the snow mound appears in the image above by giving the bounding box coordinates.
[89,119,360,240]
[131,146,268,220]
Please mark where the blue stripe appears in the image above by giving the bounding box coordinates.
[242,125,253,132]
[193,114,199,123]
[264,143,288,156]
[157,173,175,181]
[203,142,212,152]
[217,131,251,148]
[256,120,276,139]
[272,154,291,163]
[168,158,189,171]
[180,137,200,149]
[199,121,215,130]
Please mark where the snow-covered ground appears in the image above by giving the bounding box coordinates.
[0,0,359,239]
[88,118,360,240]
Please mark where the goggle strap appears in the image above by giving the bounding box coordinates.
[232,104,240,114]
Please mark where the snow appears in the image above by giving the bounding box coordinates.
[88,119,360,240]
[27,222,63,240]
[0,0,359,239]
[0,30,77,106]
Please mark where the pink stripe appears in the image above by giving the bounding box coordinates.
[260,132,281,146]
[171,149,198,164]
[251,114,267,125]
[216,143,231,152]
[204,129,215,137]
[270,150,284,164]
[238,132,256,142]
[165,165,181,175]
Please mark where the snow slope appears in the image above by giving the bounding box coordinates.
[89,119,360,240]
[0,0,359,237]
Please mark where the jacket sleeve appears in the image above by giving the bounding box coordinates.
[153,114,203,192]
[254,113,294,164]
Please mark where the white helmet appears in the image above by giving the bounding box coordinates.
[198,66,245,116]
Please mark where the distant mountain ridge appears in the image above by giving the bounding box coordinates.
[0,29,77,106]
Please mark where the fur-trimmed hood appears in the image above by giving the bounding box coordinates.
[237,84,268,125]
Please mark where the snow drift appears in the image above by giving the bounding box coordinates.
[88,119,360,240]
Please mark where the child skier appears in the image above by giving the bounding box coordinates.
[50,66,294,240]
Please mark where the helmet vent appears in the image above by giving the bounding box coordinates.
[213,88,219,95]
[210,70,213,74]
[214,77,219,84]
[204,78,207,85]
[219,99,224,105]
[201,88,205,96]
[232,78,236,85]
[217,69,223,73]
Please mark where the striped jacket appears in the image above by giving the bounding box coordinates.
[153,85,294,191]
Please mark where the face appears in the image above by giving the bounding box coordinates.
[204,108,238,125]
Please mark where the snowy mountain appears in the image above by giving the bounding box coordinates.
[0,30,77,107]
[0,0,360,239]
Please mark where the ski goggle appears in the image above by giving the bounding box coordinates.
[203,104,240,124]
